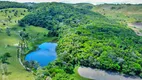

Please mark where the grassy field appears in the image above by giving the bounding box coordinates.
[0,25,52,80]
[0,28,34,80]
[0,8,51,80]
[0,7,59,80]
[0,8,29,28]
[93,4,142,23]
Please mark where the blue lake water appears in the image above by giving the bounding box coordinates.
[25,42,57,67]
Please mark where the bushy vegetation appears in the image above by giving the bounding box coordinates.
[0,8,30,28]
[19,3,113,37]
[0,1,29,9]
[57,23,142,76]
[73,3,94,10]
[0,1,142,80]
[18,2,142,79]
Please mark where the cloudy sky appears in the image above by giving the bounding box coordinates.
[1,0,142,5]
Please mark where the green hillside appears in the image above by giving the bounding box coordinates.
[93,4,142,23]
[0,1,29,9]
[0,8,29,28]
[0,2,49,80]
[92,4,142,37]
[73,3,94,10]
[0,1,142,80]
[0,8,34,80]
[19,2,142,80]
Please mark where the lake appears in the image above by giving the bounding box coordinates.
[128,22,142,36]
[78,67,142,80]
[25,42,57,67]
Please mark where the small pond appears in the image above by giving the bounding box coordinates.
[78,67,142,80]
[130,22,142,29]
[25,42,57,67]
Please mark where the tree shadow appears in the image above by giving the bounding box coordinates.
[5,72,12,76]
[3,62,10,64]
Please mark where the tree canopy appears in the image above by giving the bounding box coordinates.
[18,2,142,79]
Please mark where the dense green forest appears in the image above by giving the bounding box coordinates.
[0,1,30,9]
[18,2,142,80]
[0,1,142,80]
[19,3,114,37]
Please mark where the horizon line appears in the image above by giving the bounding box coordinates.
[1,0,142,5]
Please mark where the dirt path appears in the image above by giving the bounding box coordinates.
[78,67,142,80]
[17,43,30,71]
[128,23,142,36]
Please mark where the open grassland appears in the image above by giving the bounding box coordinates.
[0,8,29,28]
[0,8,35,80]
[0,24,52,80]
[0,22,53,79]
[93,4,142,23]
[0,30,34,80]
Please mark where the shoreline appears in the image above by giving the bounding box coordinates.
[78,67,142,80]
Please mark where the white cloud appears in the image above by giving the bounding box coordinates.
[1,0,142,4]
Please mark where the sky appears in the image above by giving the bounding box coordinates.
[1,0,142,5]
